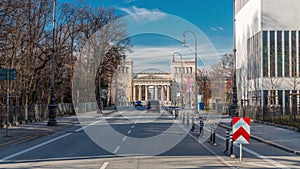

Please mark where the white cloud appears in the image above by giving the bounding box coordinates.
[125,44,221,73]
[217,26,224,31]
[210,26,225,31]
[210,27,218,31]
[124,0,138,3]
[119,6,166,22]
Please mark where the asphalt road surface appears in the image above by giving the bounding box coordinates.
[0,108,299,168]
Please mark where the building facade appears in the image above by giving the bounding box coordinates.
[110,57,196,106]
[236,0,300,110]
[170,57,195,107]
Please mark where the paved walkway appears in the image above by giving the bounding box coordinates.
[219,116,300,155]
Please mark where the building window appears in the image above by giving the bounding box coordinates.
[285,90,290,108]
[263,90,268,106]
[263,31,268,77]
[278,90,283,106]
[292,31,297,77]
[299,31,300,77]
[284,31,290,77]
[277,31,282,77]
[270,31,275,77]
[257,32,261,78]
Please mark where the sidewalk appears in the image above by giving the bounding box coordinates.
[219,116,300,155]
[0,110,115,148]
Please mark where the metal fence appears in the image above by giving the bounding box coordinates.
[0,103,75,126]
[240,105,300,130]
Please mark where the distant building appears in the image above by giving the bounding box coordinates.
[110,57,196,107]
[236,0,300,110]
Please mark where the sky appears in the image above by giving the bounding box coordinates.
[60,0,234,73]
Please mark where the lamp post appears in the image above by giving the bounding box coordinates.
[172,52,184,108]
[48,0,57,126]
[231,0,238,117]
[182,31,198,114]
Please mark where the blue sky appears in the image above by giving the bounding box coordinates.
[60,0,234,72]
[84,0,234,52]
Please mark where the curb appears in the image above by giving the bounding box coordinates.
[218,123,300,155]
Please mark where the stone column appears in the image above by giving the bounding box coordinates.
[155,85,158,100]
[161,85,165,101]
[133,85,136,101]
[145,85,148,101]
[167,85,170,101]
[138,85,142,101]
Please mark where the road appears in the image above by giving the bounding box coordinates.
[0,107,299,168]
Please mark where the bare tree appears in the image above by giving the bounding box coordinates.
[0,0,131,109]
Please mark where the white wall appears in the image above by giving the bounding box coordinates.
[236,0,262,70]
[262,0,300,30]
[235,0,262,102]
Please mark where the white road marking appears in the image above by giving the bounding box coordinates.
[113,146,120,154]
[122,136,128,142]
[0,155,117,163]
[0,133,72,162]
[215,128,288,168]
[75,120,99,132]
[131,125,135,129]
[127,130,132,134]
[186,132,236,169]
[100,161,109,169]
[242,146,288,168]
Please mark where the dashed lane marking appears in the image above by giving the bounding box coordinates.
[113,146,120,154]
[122,136,127,142]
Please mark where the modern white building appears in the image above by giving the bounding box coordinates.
[236,0,300,110]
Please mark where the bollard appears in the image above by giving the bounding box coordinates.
[224,130,230,154]
[229,131,235,158]
[208,126,213,143]
[212,129,217,146]
[183,113,185,124]
[175,110,178,119]
[190,117,195,132]
[187,114,190,126]
[199,119,204,136]
[192,117,195,126]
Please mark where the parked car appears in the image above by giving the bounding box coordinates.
[135,100,142,107]
[147,100,160,113]
[166,106,181,115]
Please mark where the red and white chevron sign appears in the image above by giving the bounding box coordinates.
[232,117,250,144]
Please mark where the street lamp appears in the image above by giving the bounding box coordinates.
[172,52,184,108]
[231,0,238,117]
[48,0,57,126]
[182,31,198,114]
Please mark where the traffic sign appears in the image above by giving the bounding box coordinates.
[232,117,250,144]
[199,102,204,110]
[0,68,17,80]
